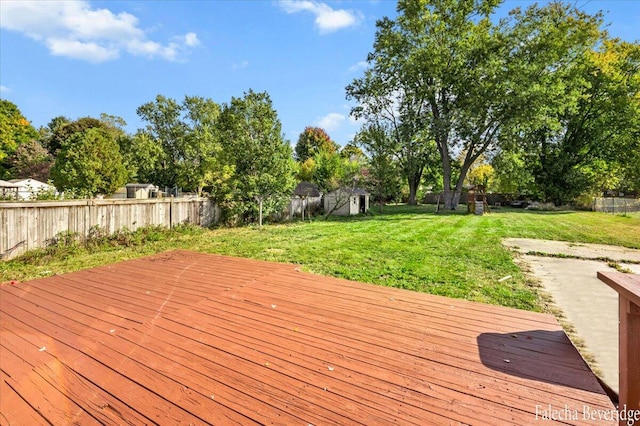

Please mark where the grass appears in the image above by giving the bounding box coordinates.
[2,205,639,313]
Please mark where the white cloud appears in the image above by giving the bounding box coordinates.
[183,32,200,47]
[0,1,199,63]
[348,114,361,125]
[47,38,119,62]
[316,112,345,131]
[0,85,10,93]
[278,1,359,33]
[348,60,369,73]
[232,60,249,70]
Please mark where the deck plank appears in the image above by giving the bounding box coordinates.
[0,250,616,425]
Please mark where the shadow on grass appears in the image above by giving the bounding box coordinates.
[318,204,581,223]
[495,207,576,215]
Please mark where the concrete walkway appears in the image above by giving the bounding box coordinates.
[503,238,640,394]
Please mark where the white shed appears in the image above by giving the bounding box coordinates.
[324,188,370,216]
[5,178,55,200]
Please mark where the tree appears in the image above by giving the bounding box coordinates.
[297,157,316,182]
[51,127,128,196]
[176,96,230,196]
[7,139,53,181]
[122,131,165,185]
[465,163,495,189]
[311,149,357,192]
[526,38,640,203]
[356,122,402,210]
[491,149,535,196]
[0,100,39,176]
[136,95,229,195]
[340,142,366,162]
[45,116,105,155]
[347,0,603,209]
[136,95,187,189]
[294,127,338,162]
[218,90,296,222]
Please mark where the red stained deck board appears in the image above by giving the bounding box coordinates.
[167,291,608,411]
[215,275,587,364]
[0,250,616,425]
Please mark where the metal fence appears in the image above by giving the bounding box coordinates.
[593,197,640,214]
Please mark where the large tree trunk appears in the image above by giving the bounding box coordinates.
[443,184,464,210]
[407,173,422,205]
[441,151,457,210]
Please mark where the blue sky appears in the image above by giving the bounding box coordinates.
[1,1,638,147]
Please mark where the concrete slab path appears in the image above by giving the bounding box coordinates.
[503,238,640,395]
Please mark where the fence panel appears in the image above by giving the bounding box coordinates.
[0,198,217,260]
[593,197,640,214]
[286,196,323,219]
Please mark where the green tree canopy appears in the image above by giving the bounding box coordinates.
[347,0,604,209]
[310,148,362,193]
[135,95,229,196]
[0,100,39,171]
[218,90,296,222]
[6,139,53,181]
[525,38,640,203]
[51,127,128,196]
[294,126,339,162]
[44,116,105,155]
[340,142,366,162]
[355,122,403,209]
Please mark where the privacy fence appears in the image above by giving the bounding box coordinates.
[0,198,218,260]
[286,196,323,219]
[592,197,640,214]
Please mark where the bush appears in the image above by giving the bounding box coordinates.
[16,224,202,264]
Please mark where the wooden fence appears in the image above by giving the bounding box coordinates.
[286,196,323,219]
[0,198,218,260]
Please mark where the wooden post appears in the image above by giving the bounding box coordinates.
[169,196,174,229]
[597,271,640,425]
[255,195,263,227]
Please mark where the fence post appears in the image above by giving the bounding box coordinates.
[169,196,174,229]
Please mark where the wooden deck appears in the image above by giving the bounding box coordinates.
[1,250,616,425]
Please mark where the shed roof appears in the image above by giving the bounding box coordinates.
[293,181,321,197]
[125,183,157,189]
[328,187,369,196]
[0,251,615,424]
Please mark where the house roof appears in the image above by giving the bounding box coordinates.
[0,250,615,425]
[6,178,51,187]
[293,181,321,197]
[0,180,21,188]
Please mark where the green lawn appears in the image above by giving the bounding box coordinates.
[2,205,639,312]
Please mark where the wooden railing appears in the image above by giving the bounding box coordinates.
[597,271,640,425]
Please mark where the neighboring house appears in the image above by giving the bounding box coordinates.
[4,178,55,200]
[324,187,370,216]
